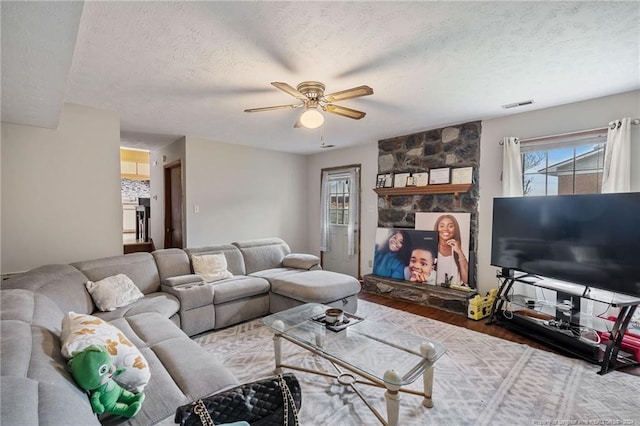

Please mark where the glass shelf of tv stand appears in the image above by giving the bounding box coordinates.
[504,273,640,307]
[502,293,616,333]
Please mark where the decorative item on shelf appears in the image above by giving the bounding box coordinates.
[376,173,393,188]
[406,175,416,187]
[393,172,411,188]
[412,171,429,187]
[429,168,450,184]
[451,167,473,184]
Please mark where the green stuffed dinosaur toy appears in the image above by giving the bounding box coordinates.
[68,344,145,418]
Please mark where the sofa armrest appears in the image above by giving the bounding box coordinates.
[282,253,321,271]
[161,275,214,310]
[162,274,205,288]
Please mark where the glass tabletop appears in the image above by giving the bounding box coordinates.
[261,303,446,386]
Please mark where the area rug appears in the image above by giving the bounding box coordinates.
[193,301,640,425]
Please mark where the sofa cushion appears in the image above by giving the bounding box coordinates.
[192,253,234,283]
[0,264,95,315]
[72,252,161,295]
[108,313,240,424]
[232,238,291,274]
[91,291,180,322]
[1,288,66,335]
[266,270,362,303]
[211,276,270,304]
[86,273,144,312]
[1,376,99,426]
[152,248,192,281]
[1,289,101,425]
[185,245,247,276]
[60,312,151,392]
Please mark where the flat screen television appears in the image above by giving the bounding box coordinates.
[491,192,640,297]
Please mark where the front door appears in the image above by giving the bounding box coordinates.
[320,166,361,279]
[164,161,183,248]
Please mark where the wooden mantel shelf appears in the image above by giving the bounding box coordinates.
[373,183,473,196]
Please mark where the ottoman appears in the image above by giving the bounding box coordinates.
[264,269,361,314]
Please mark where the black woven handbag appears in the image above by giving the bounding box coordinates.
[174,373,302,426]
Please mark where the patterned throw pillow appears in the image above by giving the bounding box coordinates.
[60,312,150,392]
[192,253,233,283]
[85,274,144,312]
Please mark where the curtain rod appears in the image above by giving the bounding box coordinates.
[609,118,640,129]
[499,118,640,145]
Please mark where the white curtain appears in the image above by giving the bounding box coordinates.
[319,171,330,252]
[346,167,359,256]
[502,137,523,196]
[602,118,631,193]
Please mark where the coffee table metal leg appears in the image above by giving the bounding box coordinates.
[420,341,436,408]
[383,370,402,426]
[422,366,434,408]
[274,334,283,374]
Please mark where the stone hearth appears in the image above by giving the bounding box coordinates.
[362,274,474,315]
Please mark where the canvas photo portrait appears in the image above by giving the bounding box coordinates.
[373,228,438,285]
[415,213,473,288]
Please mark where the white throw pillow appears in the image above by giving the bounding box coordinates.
[192,253,233,283]
[85,274,144,312]
[60,312,150,393]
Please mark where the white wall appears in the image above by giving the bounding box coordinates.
[305,141,379,272]
[479,90,639,294]
[183,136,309,251]
[149,137,186,249]
[1,103,122,273]
[0,122,3,275]
[307,90,639,295]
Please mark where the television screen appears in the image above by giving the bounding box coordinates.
[491,193,640,297]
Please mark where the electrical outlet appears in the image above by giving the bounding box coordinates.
[193,204,200,214]
[368,260,372,267]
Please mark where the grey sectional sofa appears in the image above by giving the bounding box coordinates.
[0,237,361,425]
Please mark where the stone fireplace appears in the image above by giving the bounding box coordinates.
[363,121,481,314]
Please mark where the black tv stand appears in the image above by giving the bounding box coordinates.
[489,271,640,375]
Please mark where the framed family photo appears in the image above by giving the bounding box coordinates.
[415,212,473,288]
[373,228,439,285]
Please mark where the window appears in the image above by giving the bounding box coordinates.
[328,177,350,225]
[521,130,607,196]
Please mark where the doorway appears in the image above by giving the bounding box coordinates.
[320,165,361,279]
[120,148,153,253]
[164,160,183,249]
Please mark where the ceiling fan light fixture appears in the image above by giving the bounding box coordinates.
[299,109,324,129]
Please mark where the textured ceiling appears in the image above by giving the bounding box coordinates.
[2,1,639,154]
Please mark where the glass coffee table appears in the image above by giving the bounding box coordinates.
[262,303,446,426]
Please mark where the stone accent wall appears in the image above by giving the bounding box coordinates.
[377,121,481,285]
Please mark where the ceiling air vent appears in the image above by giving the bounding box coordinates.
[501,99,534,109]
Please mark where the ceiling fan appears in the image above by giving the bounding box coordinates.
[244,81,373,129]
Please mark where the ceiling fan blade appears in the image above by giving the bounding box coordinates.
[324,104,366,120]
[323,85,373,103]
[244,104,301,113]
[271,82,308,100]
